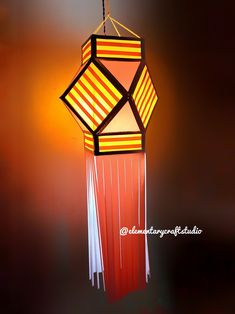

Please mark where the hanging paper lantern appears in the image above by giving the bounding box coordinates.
[60,17,158,301]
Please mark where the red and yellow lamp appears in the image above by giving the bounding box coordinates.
[60,14,158,301]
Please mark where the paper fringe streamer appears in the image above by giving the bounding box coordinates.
[86,151,150,301]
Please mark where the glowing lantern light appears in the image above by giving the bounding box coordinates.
[60,15,158,301]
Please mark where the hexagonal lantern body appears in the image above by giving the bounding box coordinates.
[60,34,158,155]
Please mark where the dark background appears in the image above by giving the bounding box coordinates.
[1,0,235,313]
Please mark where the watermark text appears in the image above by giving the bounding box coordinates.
[120,226,203,237]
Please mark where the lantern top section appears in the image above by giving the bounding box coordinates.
[81,34,144,65]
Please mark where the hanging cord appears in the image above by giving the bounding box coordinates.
[94,0,140,38]
[102,0,106,35]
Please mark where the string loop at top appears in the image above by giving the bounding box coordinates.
[95,1,140,38]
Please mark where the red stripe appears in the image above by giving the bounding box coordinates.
[140,88,156,120]
[88,66,120,102]
[99,144,142,150]
[99,136,141,142]
[85,142,94,150]
[85,140,94,147]
[83,72,115,110]
[85,139,94,146]
[73,85,104,122]
[85,147,94,152]
[142,94,157,126]
[97,41,140,48]
[78,80,109,116]
[84,135,93,141]
[68,92,98,127]
[134,70,149,103]
[82,41,91,51]
[82,50,91,60]
[97,50,141,57]
[138,79,153,114]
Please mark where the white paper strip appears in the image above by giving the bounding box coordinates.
[144,153,151,282]
[86,156,104,289]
